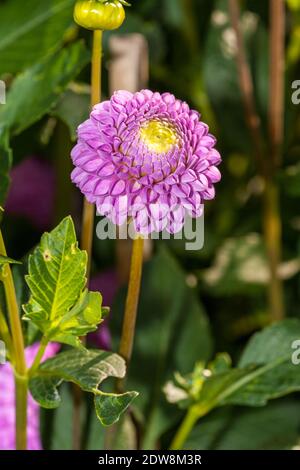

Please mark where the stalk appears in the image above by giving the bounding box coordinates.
[0,229,27,449]
[81,29,103,273]
[229,0,285,321]
[72,29,103,450]
[170,406,199,450]
[117,236,144,391]
[266,0,285,320]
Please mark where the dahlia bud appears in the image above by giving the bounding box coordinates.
[74,0,129,31]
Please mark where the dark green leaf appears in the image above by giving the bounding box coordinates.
[94,393,138,427]
[30,349,138,425]
[0,0,76,75]
[186,399,300,450]
[0,41,90,136]
[51,87,90,141]
[166,320,300,417]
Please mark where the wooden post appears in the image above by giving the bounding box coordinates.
[108,34,152,284]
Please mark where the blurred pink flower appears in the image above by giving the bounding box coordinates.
[6,156,55,231]
[88,269,119,350]
[0,342,59,450]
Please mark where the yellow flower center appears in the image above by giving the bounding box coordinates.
[139,119,178,154]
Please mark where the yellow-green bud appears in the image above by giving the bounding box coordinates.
[74,0,128,31]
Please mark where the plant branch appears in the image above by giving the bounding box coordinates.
[229,0,285,321]
[170,406,199,450]
[80,30,103,275]
[0,229,27,449]
[228,0,266,176]
[264,0,286,321]
[117,236,144,391]
[269,0,285,170]
[73,29,103,451]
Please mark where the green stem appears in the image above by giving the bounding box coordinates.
[72,29,103,451]
[28,336,49,377]
[263,178,284,321]
[117,236,144,391]
[80,29,103,274]
[170,406,199,450]
[0,229,27,450]
[15,373,28,450]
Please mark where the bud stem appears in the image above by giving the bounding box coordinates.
[81,30,103,275]
[73,29,103,450]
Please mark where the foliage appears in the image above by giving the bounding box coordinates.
[165,320,300,417]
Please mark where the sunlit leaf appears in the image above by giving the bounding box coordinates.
[23,216,104,348]
[30,349,138,426]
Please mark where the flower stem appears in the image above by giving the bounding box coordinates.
[229,0,285,322]
[170,406,199,450]
[263,178,284,321]
[117,236,144,391]
[0,229,27,450]
[15,373,28,450]
[80,29,103,273]
[266,0,285,321]
[73,29,103,451]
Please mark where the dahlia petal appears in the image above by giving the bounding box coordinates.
[206,166,221,183]
[110,180,126,196]
[95,179,111,196]
[71,89,221,233]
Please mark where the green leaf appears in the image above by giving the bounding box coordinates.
[0,0,76,75]
[29,349,138,426]
[23,216,104,348]
[166,320,300,417]
[94,393,138,427]
[186,399,300,450]
[0,128,12,207]
[111,246,213,448]
[0,41,90,136]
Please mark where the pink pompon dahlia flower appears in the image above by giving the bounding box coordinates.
[0,342,59,450]
[71,90,221,234]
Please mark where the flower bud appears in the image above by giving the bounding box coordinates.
[74,0,128,31]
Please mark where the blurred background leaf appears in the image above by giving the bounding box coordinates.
[0,0,76,75]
